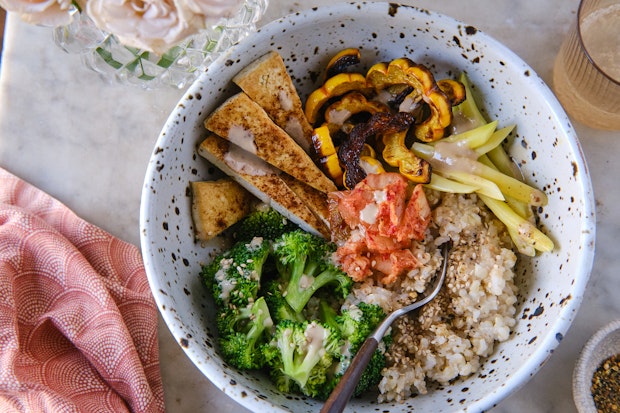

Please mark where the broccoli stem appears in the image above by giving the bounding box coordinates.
[277,322,333,389]
[286,269,345,313]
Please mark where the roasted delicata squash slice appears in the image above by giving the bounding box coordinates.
[359,156,386,175]
[325,47,361,79]
[339,112,415,189]
[311,124,344,187]
[304,72,368,125]
[366,60,424,91]
[324,91,389,133]
[437,78,467,106]
[366,58,455,142]
[382,130,431,183]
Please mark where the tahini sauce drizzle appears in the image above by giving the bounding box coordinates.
[431,141,480,174]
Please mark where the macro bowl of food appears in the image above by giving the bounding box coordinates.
[140,2,596,412]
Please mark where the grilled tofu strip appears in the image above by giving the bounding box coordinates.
[204,92,337,195]
[279,173,330,229]
[233,51,315,154]
[190,179,255,241]
[197,134,330,238]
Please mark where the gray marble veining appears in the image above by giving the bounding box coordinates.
[1,1,618,412]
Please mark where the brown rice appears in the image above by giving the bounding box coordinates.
[345,190,518,402]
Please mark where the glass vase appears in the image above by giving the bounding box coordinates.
[53,0,269,89]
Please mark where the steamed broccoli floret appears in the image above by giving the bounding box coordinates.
[318,301,390,398]
[263,319,342,398]
[218,296,273,369]
[262,280,305,324]
[233,206,298,242]
[201,237,274,370]
[272,230,353,313]
[201,237,270,309]
[338,302,386,345]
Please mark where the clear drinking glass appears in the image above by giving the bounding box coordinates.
[552,0,620,130]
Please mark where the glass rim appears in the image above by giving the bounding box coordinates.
[576,0,620,86]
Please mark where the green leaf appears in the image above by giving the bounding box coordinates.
[138,72,156,81]
[124,46,142,57]
[157,46,182,68]
[71,0,82,13]
[125,57,140,73]
[95,47,123,70]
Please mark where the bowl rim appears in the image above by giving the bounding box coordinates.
[140,2,597,412]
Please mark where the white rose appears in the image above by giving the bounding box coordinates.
[178,0,244,23]
[0,0,86,26]
[86,0,199,54]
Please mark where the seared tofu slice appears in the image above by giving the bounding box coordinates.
[197,134,330,238]
[279,173,330,229]
[190,179,254,241]
[233,51,315,153]
[204,92,337,195]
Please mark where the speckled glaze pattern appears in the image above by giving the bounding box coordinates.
[139,2,596,412]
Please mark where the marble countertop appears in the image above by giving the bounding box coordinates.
[1,1,618,412]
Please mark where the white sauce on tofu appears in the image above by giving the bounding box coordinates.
[228,125,258,154]
[278,90,293,111]
[285,118,308,151]
[224,144,273,176]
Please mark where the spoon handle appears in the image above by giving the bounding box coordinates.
[320,337,379,413]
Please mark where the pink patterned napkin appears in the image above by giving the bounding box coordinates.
[0,167,165,413]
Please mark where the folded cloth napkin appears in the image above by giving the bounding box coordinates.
[0,167,165,413]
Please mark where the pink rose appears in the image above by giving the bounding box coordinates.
[179,0,243,21]
[85,0,192,54]
[0,0,86,26]
[85,0,244,54]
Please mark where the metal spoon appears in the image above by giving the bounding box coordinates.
[320,242,451,413]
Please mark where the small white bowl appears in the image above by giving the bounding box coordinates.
[573,320,620,413]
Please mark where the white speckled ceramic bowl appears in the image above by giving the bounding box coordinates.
[573,320,620,413]
[140,3,596,412]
